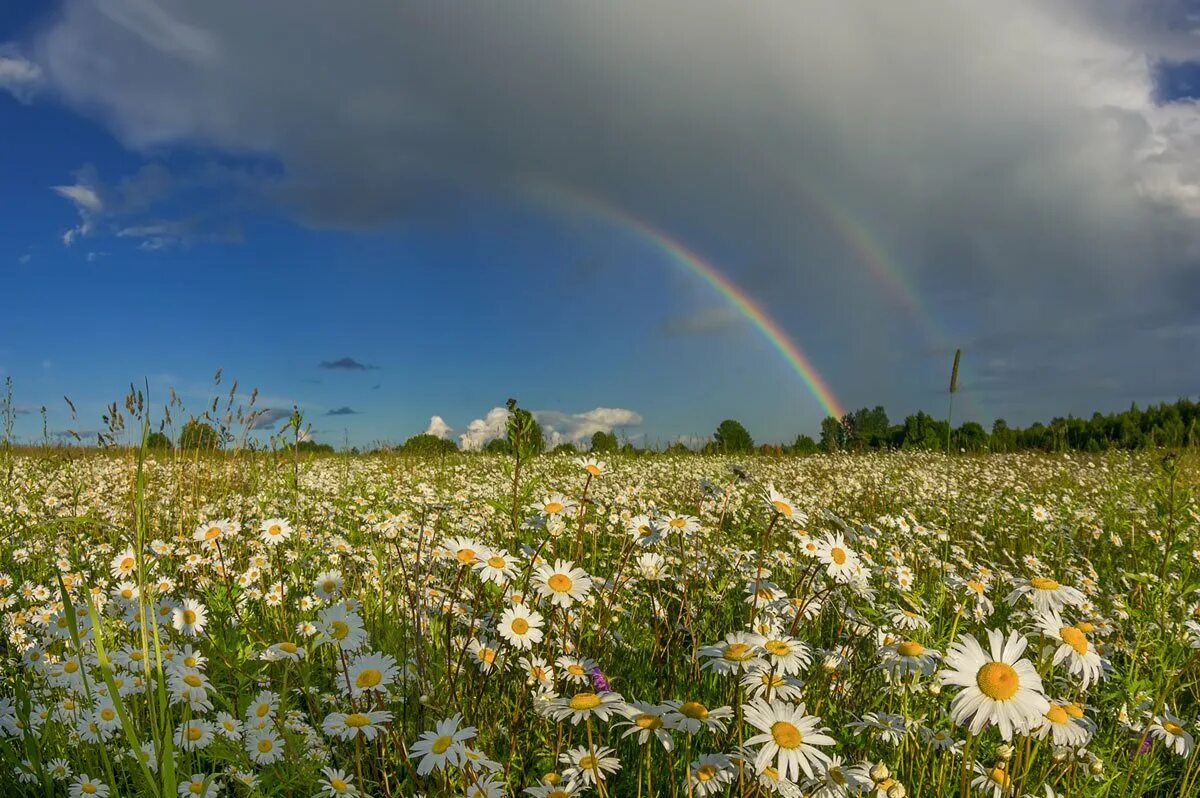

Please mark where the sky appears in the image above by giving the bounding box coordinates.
[1,1,1198,449]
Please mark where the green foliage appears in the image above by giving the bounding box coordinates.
[791,434,818,455]
[296,440,335,454]
[401,433,458,455]
[551,442,578,454]
[146,431,172,450]
[819,416,844,452]
[590,430,618,453]
[713,419,754,453]
[483,437,513,455]
[505,399,545,459]
[178,419,220,450]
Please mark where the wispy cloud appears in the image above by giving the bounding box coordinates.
[0,48,42,103]
[325,406,360,416]
[319,357,377,371]
[249,407,292,429]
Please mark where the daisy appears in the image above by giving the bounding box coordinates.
[521,655,555,688]
[467,638,505,673]
[814,533,860,581]
[743,698,835,782]
[760,633,812,675]
[474,549,518,585]
[699,631,766,674]
[1035,703,1092,747]
[498,604,544,650]
[534,560,593,608]
[175,719,214,752]
[808,755,871,798]
[627,515,663,547]
[318,767,358,797]
[172,599,207,637]
[688,753,736,797]
[244,691,278,724]
[532,494,577,517]
[192,519,235,544]
[547,690,626,725]
[764,485,808,524]
[741,668,806,702]
[443,535,484,566]
[575,457,607,477]
[523,783,580,798]
[614,702,674,750]
[346,651,398,697]
[556,655,598,685]
[246,728,285,764]
[322,709,393,741]
[314,570,343,601]
[177,774,221,797]
[971,763,1014,798]
[661,512,700,536]
[318,604,368,651]
[1036,610,1105,690]
[261,641,305,662]
[878,639,941,680]
[410,714,476,775]
[259,518,292,546]
[663,699,734,734]
[1005,576,1086,614]
[939,629,1049,740]
[1149,712,1194,756]
[69,774,110,798]
[559,745,621,788]
[110,548,137,580]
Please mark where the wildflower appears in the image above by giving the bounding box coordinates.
[468,638,505,673]
[688,753,736,796]
[318,768,357,796]
[172,599,207,637]
[444,535,484,566]
[110,548,137,580]
[971,763,1014,798]
[764,485,807,524]
[1149,712,1194,756]
[314,570,343,601]
[498,604,544,649]
[193,519,236,544]
[475,549,518,584]
[246,728,285,764]
[69,774,110,798]
[699,631,766,674]
[1036,610,1105,690]
[814,533,860,581]
[1005,576,1086,614]
[627,515,663,546]
[533,494,577,517]
[177,774,221,797]
[323,709,393,741]
[411,714,476,775]
[534,560,593,608]
[614,702,674,750]
[760,632,812,675]
[743,698,835,781]
[1035,703,1092,747]
[175,719,214,751]
[318,604,368,651]
[664,699,734,734]
[878,639,941,680]
[939,629,1049,740]
[575,457,607,477]
[547,690,626,724]
[559,745,621,787]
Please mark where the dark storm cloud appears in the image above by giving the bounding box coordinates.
[325,407,360,416]
[20,1,1200,420]
[318,357,377,371]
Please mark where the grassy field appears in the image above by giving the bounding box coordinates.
[0,445,1197,796]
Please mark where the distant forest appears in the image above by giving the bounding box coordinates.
[787,398,1200,454]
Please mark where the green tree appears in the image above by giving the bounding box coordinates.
[590,430,618,453]
[713,419,754,453]
[791,434,818,455]
[401,433,457,455]
[179,419,219,450]
[819,416,844,452]
[146,431,172,450]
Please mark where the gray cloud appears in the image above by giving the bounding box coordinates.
[0,48,42,103]
[319,357,377,371]
[325,406,360,416]
[17,1,1200,419]
[249,407,292,429]
[660,307,743,336]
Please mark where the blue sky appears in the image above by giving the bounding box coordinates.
[1,2,1198,448]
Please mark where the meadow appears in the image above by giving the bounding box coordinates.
[0,439,1197,797]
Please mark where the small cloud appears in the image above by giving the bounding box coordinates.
[325,406,360,416]
[425,415,453,439]
[85,251,105,262]
[660,306,742,335]
[458,407,510,451]
[17,253,31,264]
[0,49,42,103]
[319,357,378,371]
[250,407,292,429]
[370,383,381,390]
[456,405,643,450]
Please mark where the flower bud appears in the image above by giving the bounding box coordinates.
[996,744,1014,761]
[870,763,890,782]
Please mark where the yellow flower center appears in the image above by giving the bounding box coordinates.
[724,642,754,661]
[510,618,530,635]
[356,668,382,688]
[280,642,298,654]
[567,664,585,676]
[100,708,115,721]
[830,547,847,565]
[431,734,453,754]
[764,639,791,656]
[1064,703,1084,719]
[1030,576,1060,591]
[345,713,370,727]
[187,726,203,741]
[1164,721,1185,735]
[579,755,596,769]
[697,764,718,781]
[635,713,663,730]
[989,767,1011,787]
[456,548,477,564]
[669,517,686,528]
[976,661,1020,700]
[255,704,270,717]
[569,693,602,710]
[322,579,337,593]
[898,641,925,657]
[257,738,274,753]
[268,525,282,536]
[479,648,496,664]
[586,464,602,476]
[487,556,507,568]
[1059,626,1089,655]
[966,579,986,594]
[184,674,202,687]
[771,500,793,517]
[182,610,197,625]
[548,573,573,592]
[330,621,349,639]
[330,778,348,791]
[544,502,564,514]
[82,785,97,795]
[189,784,203,795]
[204,527,221,540]
[64,661,79,674]
[1046,705,1069,724]
[771,720,803,749]
[680,701,709,720]
[119,557,135,570]
[1075,621,1095,633]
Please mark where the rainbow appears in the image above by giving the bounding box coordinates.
[528,182,847,419]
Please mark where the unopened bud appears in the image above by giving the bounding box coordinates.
[887,783,907,798]
[996,744,1014,761]
[927,683,941,696]
[1089,760,1104,776]
[418,694,431,705]
[870,763,890,782]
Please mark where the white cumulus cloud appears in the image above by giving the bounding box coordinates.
[455,406,643,450]
[424,415,452,439]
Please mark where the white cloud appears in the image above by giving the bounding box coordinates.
[0,50,42,103]
[424,415,452,439]
[457,407,509,451]
[456,406,644,450]
[52,178,104,246]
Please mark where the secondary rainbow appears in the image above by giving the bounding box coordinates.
[529,182,846,419]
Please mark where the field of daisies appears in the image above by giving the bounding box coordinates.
[1,446,1198,797]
